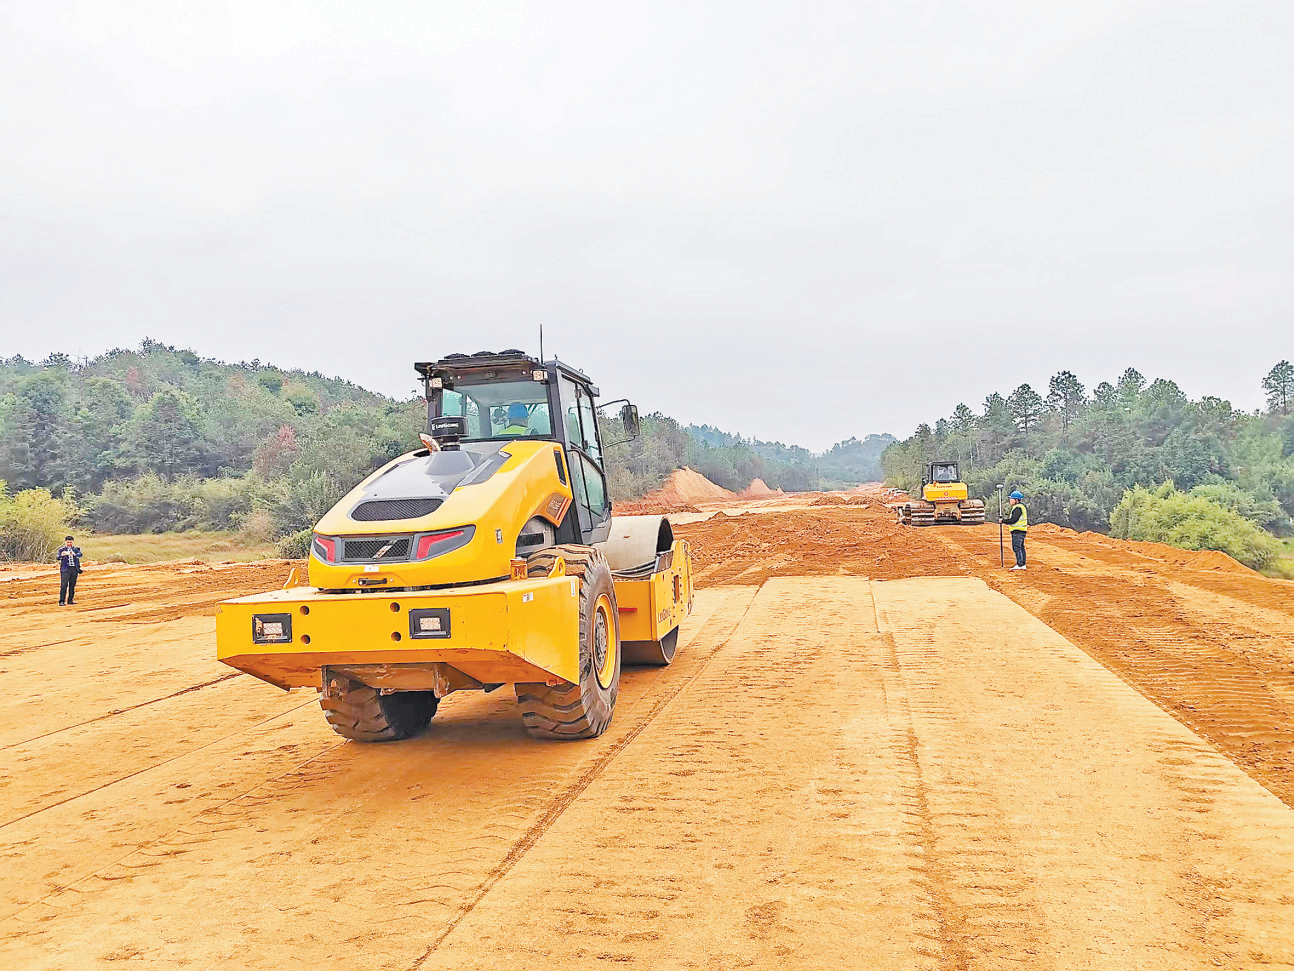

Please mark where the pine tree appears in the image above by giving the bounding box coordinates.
[128,391,204,479]
[1046,371,1087,431]
[2,372,69,489]
[1007,384,1045,434]
[1262,361,1294,415]
[1116,368,1146,404]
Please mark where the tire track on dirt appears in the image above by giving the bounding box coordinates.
[0,588,760,969]
[418,577,1294,970]
[874,623,1046,969]
[422,578,942,970]
[0,672,244,752]
[1,729,346,926]
[872,577,1294,968]
[406,584,763,966]
[0,690,317,826]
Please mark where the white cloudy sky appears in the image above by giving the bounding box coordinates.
[1,1,1290,450]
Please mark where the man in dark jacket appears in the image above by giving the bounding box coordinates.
[1003,492,1028,570]
[57,536,82,605]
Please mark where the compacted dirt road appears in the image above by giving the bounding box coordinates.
[3,503,1294,969]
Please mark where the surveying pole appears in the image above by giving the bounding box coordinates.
[996,484,1005,567]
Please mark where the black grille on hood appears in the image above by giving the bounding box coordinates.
[342,537,412,561]
[350,498,443,521]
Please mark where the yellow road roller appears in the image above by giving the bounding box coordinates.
[216,350,693,740]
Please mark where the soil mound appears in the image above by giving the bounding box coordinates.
[739,478,784,499]
[614,467,736,516]
[810,492,875,507]
[641,467,738,506]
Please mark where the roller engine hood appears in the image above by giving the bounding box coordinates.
[345,443,509,520]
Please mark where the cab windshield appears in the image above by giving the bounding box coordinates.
[931,464,958,483]
[437,380,554,440]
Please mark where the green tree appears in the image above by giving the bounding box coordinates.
[1263,361,1294,415]
[66,377,133,492]
[978,392,1015,456]
[1007,384,1044,435]
[1046,371,1086,431]
[127,391,204,478]
[0,372,69,489]
[1116,368,1146,405]
[284,386,320,416]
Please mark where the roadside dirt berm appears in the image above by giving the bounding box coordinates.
[216,350,693,740]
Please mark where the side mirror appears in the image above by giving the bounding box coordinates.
[620,403,640,439]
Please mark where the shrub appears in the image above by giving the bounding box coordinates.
[274,471,351,534]
[83,473,195,532]
[0,484,77,562]
[1189,480,1287,533]
[1110,482,1282,570]
[83,472,281,534]
[276,528,313,559]
[237,509,278,545]
[1013,477,1110,533]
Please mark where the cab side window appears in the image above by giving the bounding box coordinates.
[575,453,608,516]
[575,387,602,461]
[556,376,610,534]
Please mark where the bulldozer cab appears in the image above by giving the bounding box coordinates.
[416,351,631,547]
[926,461,961,486]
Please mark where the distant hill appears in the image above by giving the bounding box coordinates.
[683,424,894,490]
[0,342,895,539]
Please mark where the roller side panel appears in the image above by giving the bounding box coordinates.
[614,540,693,665]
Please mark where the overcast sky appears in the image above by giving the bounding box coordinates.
[1,1,1290,450]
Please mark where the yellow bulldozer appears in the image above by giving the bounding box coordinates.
[215,350,693,740]
[895,460,986,526]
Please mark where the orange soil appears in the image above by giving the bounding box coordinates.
[738,477,783,499]
[674,501,1294,806]
[5,503,1294,967]
[611,498,701,515]
[616,467,790,515]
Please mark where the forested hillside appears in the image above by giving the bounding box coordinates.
[683,425,893,490]
[0,343,890,554]
[882,363,1294,570]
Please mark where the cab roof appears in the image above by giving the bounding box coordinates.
[414,351,598,394]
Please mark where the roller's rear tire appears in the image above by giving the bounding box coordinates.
[517,545,620,739]
[319,680,438,742]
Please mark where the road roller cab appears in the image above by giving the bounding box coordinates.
[216,351,693,741]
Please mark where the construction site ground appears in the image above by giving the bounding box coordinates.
[3,492,1294,968]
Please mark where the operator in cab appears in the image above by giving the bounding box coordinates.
[500,403,530,436]
[1003,491,1028,570]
